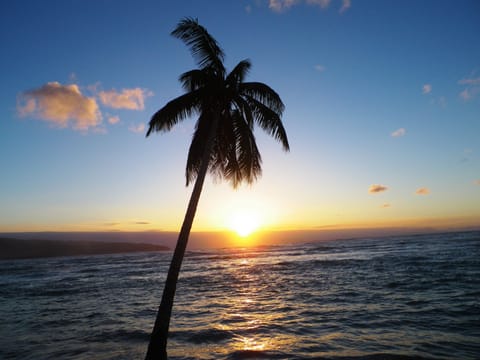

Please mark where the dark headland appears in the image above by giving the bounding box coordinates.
[0,238,169,260]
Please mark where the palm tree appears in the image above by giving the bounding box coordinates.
[144,18,289,360]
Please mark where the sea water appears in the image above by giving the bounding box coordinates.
[1,231,479,359]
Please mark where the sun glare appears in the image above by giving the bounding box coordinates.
[228,210,261,237]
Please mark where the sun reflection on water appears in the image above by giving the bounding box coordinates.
[215,254,299,355]
[235,335,267,351]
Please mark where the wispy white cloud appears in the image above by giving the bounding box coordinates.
[391,128,406,137]
[459,88,474,101]
[245,4,252,13]
[306,0,331,8]
[269,0,350,12]
[98,88,153,110]
[368,184,388,194]
[415,187,430,195]
[339,0,351,13]
[108,115,120,125]
[129,123,145,134]
[314,64,326,72]
[422,84,432,94]
[17,82,101,131]
[458,73,480,101]
[458,77,480,85]
[269,0,299,12]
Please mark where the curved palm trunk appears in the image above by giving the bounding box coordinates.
[145,116,219,360]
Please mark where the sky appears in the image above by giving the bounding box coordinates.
[1,0,479,240]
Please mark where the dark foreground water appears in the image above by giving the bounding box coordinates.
[1,231,479,360]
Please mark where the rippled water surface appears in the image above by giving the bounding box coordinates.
[1,231,479,359]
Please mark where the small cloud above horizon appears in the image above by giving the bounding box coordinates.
[98,88,153,110]
[17,82,101,131]
[339,0,351,13]
[108,115,120,125]
[268,0,350,13]
[369,184,388,194]
[129,123,146,134]
[458,77,480,86]
[104,222,121,226]
[458,74,480,101]
[415,187,430,195]
[17,81,152,133]
[314,64,326,72]
[131,221,151,225]
[391,128,406,138]
[422,84,432,94]
[381,203,391,208]
[459,88,472,101]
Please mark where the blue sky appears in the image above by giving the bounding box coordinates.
[0,0,479,235]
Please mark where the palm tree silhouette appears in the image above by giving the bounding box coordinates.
[145,18,289,359]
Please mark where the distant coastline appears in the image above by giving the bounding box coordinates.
[0,238,169,260]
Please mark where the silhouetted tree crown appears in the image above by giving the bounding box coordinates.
[147,17,289,188]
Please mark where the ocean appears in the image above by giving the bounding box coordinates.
[1,231,479,359]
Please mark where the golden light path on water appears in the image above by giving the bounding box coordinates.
[220,260,297,354]
[169,252,301,358]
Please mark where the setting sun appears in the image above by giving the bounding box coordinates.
[228,210,262,237]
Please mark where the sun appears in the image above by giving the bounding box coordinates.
[228,210,261,237]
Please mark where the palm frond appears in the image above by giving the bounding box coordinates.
[244,96,290,151]
[231,110,262,186]
[171,18,225,75]
[240,82,285,115]
[179,69,210,92]
[225,60,251,89]
[185,112,213,185]
[146,90,202,136]
[232,95,254,129]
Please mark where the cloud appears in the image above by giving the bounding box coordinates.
[269,0,299,12]
[104,222,121,226]
[108,115,120,125]
[422,84,432,94]
[131,221,150,225]
[314,64,326,72]
[339,0,351,13]
[458,77,480,85]
[369,184,388,194]
[245,4,252,13]
[458,87,479,102]
[415,187,430,195]
[98,88,153,110]
[17,82,101,130]
[381,203,391,208]
[458,73,480,101]
[129,123,145,133]
[269,0,349,12]
[459,88,471,101]
[474,179,480,186]
[306,0,331,8]
[391,128,406,137]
